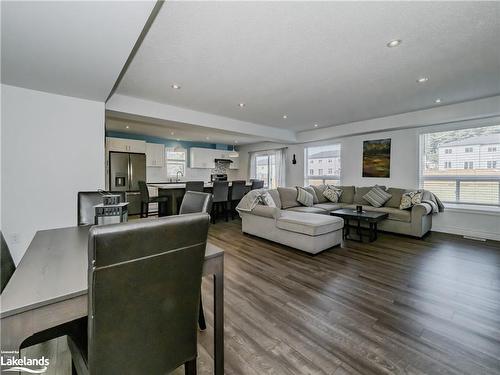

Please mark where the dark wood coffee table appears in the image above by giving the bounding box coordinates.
[331,208,388,242]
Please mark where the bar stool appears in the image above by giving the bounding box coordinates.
[251,179,264,190]
[230,180,247,219]
[177,181,205,212]
[211,181,229,223]
[138,181,169,217]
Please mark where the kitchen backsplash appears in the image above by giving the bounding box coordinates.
[146,165,240,183]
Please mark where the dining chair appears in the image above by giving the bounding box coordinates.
[251,179,264,190]
[68,213,210,375]
[178,191,213,331]
[177,181,205,212]
[1,231,85,350]
[211,181,229,223]
[138,180,169,217]
[230,180,247,219]
[77,191,126,225]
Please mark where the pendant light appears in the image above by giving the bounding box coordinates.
[228,144,239,158]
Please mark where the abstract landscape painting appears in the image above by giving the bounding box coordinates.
[363,138,391,177]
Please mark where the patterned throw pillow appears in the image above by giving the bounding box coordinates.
[297,187,314,207]
[257,192,277,207]
[322,186,343,203]
[399,190,423,210]
[363,186,392,208]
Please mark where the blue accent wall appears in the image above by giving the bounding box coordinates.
[106,131,231,151]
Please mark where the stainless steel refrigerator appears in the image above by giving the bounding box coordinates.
[109,151,146,215]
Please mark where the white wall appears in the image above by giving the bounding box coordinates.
[1,85,105,263]
[237,118,500,242]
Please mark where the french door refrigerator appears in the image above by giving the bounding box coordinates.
[109,152,146,215]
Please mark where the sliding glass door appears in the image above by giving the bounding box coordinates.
[255,153,277,188]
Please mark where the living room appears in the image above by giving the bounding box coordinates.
[2,1,500,375]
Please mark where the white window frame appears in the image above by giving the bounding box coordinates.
[304,143,341,186]
[165,147,187,178]
[419,119,500,208]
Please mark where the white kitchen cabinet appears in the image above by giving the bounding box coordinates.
[106,137,146,153]
[190,147,216,169]
[146,143,165,167]
[229,156,240,169]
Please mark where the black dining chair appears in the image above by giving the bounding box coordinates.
[211,181,229,223]
[178,191,213,331]
[251,179,264,190]
[77,191,126,226]
[177,181,205,212]
[68,213,210,375]
[230,180,247,219]
[139,180,169,217]
[1,231,85,351]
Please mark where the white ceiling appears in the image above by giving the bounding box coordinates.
[117,1,500,132]
[1,1,155,101]
[106,113,265,145]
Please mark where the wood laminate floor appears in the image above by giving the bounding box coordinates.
[24,220,500,374]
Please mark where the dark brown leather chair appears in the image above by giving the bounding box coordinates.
[138,181,169,217]
[211,181,229,223]
[178,192,213,331]
[69,213,210,375]
[230,180,247,219]
[77,191,126,226]
[250,179,264,190]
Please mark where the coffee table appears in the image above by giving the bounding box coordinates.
[330,208,388,242]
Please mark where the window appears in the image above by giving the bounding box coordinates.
[250,148,286,188]
[488,147,497,152]
[318,160,322,164]
[165,148,186,177]
[445,149,452,154]
[304,144,341,185]
[420,124,500,206]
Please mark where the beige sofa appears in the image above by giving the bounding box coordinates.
[239,186,434,253]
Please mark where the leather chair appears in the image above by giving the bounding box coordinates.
[69,213,210,375]
[251,179,264,190]
[178,192,213,331]
[177,181,205,212]
[77,191,126,226]
[139,180,169,217]
[211,181,229,223]
[230,180,247,219]
[1,231,84,350]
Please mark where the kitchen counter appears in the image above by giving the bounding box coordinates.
[148,182,251,189]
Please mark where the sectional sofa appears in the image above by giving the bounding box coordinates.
[239,185,437,254]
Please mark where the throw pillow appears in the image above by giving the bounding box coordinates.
[311,185,329,203]
[363,186,392,208]
[296,187,314,207]
[302,186,319,204]
[322,186,342,203]
[257,192,277,207]
[277,187,301,209]
[399,190,423,210]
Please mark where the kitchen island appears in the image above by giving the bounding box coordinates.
[148,181,252,215]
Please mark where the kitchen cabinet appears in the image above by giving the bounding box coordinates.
[190,147,239,169]
[106,137,146,153]
[146,143,165,167]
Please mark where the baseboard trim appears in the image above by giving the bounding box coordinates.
[432,225,500,241]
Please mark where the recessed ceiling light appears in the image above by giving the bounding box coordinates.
[282,115,288,119]
[314,123,318,128]
[386,39,402,48]
[238,103,245,108]
[125,125,130,129]
[171,84,181,89]
[176,138,180,141]
[234,140,238,144]
[206,136,210,140]
[170,131,174,136]
[435,98,442,103]
[417,77,429,83]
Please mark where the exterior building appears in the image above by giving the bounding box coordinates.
[438,134,500,170]
[307,150,341,177]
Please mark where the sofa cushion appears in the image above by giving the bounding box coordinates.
[313,203,343,212]
[323,186,342,203]
[353,206,411,222]
[251,205,280,219]
[277,187,300,209]
[286,206,329,215]
[337,186,355,204]
[297,187,314,207]
[268,189,281,209]
[354,186,386,205]
[277,211,344,236]
[385,188,407,208]
[363,186,392,208]
[311,185,329,203]
[303,186,319,204]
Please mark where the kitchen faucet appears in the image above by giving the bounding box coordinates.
[176,170,184,182]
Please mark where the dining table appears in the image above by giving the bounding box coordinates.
[0,225,224,375]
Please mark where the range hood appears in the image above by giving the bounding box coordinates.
[214,158,233,163]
